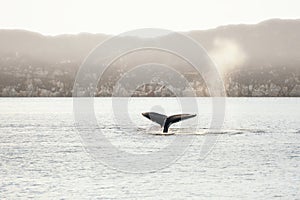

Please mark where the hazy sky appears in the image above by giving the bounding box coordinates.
[0,0,300,35]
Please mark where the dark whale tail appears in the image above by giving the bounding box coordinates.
[142,112,196,133]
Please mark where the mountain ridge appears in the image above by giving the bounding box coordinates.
[0,18,300,69]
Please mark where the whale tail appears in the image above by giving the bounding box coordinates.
[142,112,196,133]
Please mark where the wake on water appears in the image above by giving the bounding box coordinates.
[135,127,263,136]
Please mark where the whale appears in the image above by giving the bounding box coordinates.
[142,112,196,133]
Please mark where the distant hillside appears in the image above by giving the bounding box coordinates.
[187,19,300,69]
[1,19,300,69]
[0,30,109,63]
[0,19,300,97]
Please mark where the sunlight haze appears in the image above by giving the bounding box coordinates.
[0,0,300,35]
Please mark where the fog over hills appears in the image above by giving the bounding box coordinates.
[0,19,300,97]
[0,30,109,63]
[189,19,300,69]
[1,18,300,68]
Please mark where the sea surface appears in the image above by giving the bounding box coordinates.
[0,98,299,199]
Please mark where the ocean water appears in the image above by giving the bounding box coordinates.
[0,98,299,199]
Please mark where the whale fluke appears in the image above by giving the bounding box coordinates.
[142,112,196,133]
